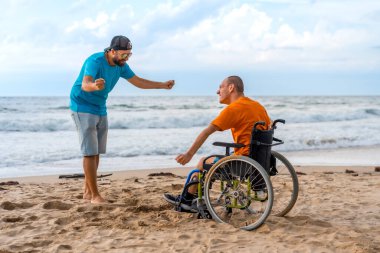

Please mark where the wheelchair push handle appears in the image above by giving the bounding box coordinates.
[272,119,285,129]
[272,119,285,145]
[254,119,285,131]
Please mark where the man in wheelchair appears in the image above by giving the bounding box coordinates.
[163,75,271,212]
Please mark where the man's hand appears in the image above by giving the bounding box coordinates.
[94,78,105,91]
[175,152,193,165]
[175,124,218,166]
[163,80,175,89]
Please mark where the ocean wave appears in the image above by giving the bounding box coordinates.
[48,106,69,110]
[108,103,215,111]
[365,108,380,116]
[270,107,380,124]
[1,107,379,132]
[0,114,214,132]
[2,132,380,169]
[0,96,379,134]
[302,137,362,148]
[109,104,141,109]
[107,116,212,130]
[0,119,73,132]
[281,139,379,152]
[0,107,18,112]
[2,96,380,174]
[1,120,380,172]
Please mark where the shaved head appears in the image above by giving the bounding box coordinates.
[227,76,244,93]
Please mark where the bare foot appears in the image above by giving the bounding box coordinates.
[83,193,92,201]
[91,196,106,204]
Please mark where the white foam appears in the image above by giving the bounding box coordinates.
[1,96,380,177]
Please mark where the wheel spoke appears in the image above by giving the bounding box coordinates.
[204,156,273,231]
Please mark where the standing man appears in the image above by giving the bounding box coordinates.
[70,35,175,204]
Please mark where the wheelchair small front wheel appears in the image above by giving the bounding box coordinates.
[204,156,273,231]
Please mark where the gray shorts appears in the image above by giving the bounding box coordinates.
[71,111,108,156]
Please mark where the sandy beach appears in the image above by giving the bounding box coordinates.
[1,165,379,253]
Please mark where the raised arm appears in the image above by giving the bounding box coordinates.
[128,75,174,89]
[176,124,220,165]
[81,75,105,92]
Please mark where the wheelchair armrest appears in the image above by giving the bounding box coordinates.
[213,142,245,148]
[203,154,225,161]
[271,137,284,146]
[202,154,226,170]
[213,142,245,156]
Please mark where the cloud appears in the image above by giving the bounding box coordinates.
[0,0,379,74]
[132,1,380,71]
[64,4,135,39]
[133,3,274,69]
[65,12,110,38]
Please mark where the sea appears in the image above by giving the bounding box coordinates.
[1,96,380,178]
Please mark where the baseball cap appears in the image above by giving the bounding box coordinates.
[104,35,132,51]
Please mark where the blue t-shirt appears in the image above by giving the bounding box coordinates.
[70,52,135,115]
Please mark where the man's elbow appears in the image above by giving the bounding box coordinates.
[204,124,219,135]
[128,76,144,88]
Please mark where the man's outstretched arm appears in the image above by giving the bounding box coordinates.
[128,75,174,89]
[176,124,220,165]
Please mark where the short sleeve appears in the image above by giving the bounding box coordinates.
[121,64,135,79]
[211,106,236,131]
[83,57,100,78]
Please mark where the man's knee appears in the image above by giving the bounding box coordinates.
[84,155,98,160]
[197,156,209,170]
[190,172,199,181]
[197,156,217,170]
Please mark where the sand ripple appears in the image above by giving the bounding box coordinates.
[0,168,379,252]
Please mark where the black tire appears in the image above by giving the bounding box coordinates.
[204,156,273,231]
[270,150,299,216]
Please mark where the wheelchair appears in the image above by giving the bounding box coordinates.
[174,119,299,231]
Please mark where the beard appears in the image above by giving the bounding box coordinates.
[112,56,126,67]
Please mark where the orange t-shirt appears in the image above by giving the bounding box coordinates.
[211,97,271,156]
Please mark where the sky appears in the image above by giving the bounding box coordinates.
[0,0,379,96]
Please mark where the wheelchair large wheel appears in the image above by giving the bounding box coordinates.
[204,156,273,231]
[270,150,299,217]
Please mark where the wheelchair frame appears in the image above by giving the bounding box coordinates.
[174,119,299,230]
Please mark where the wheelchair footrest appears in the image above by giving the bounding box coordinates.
[174,204,197,213]
[197,210,212,219]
